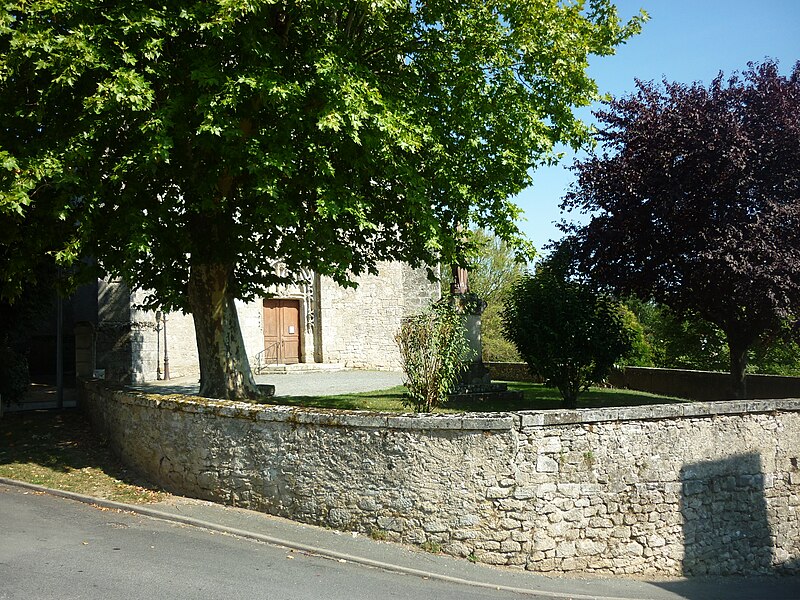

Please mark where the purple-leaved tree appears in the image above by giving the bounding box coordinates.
[563,60,800,398]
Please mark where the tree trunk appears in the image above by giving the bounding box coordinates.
[559,363,579,409]
[187,262,260,400]
[728,337,749,400]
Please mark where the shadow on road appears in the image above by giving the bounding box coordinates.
[0,409,165,502]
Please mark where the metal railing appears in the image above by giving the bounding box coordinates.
[253,342,282,374]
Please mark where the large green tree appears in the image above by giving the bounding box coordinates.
[0,1,643,399]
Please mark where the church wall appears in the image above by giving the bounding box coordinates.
[318,262,440,370]
[91,262,438,383]
[95,279,134,383]
[122,298,266,384]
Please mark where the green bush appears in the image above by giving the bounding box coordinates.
[501,256,634,408]
[623,298,800,375]
[749,331,800,376]
[624,298,729,371]
[395,300,470,412]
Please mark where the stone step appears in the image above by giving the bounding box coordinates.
[257,362,346,375]
[446,390,524,407]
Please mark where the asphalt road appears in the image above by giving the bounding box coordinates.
[0,484,531,600]
[4,481,800,600]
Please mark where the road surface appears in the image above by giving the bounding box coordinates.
[0,484,532,600]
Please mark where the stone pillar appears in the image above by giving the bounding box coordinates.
[448,289,521,402]
[74,322,95,378]
[451,293,491,388]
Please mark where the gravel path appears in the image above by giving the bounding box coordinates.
[131,370,404,398]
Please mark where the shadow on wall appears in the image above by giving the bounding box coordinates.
[653,453,800,600]
[681,453,772,575]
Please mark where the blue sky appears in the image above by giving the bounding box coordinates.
[514,0,800,254]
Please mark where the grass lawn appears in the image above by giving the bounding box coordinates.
[0,410,168,504]
[269,386,411,412]
[473,382,686,411]
[269,382,685,412]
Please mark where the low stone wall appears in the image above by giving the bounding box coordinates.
[488,362,800,401]
[609,366,800,401]
[81,381,800,576]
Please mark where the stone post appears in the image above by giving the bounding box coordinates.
[451,292,491,389]
[448,265,520,401]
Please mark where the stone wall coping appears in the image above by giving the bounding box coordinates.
[87,382,800,432]
[518,398,800,426]
[90,383,520,431]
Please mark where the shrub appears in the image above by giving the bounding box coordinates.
[501,257,634,408]
[395,300,470,412]
[626,297,800,376]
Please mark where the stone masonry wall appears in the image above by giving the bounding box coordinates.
[319,262,439,369]
[401,262,441,315]
[81,382,800,577]
[486,362,542,383]
[95,263,436,382]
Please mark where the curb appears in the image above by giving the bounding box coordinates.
[0,477,648,600]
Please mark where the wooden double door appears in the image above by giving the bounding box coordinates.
[263,299,301,364]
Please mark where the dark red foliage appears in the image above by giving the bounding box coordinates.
[562,60,800,396]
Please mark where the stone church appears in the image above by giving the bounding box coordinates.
[79,262,440,384]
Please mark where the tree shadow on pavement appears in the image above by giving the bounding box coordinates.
[0,409,167,503]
